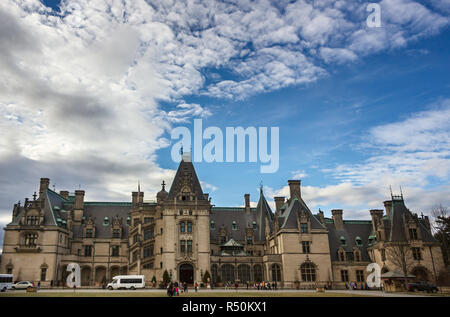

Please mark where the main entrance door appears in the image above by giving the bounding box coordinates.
[179,263,194,284]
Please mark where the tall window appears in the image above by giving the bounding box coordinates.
[356,270,364,282]
[25,233,38,247]
[252,221,257,230]
[300,223,308,233]
[412,247,422,260]
[338,250,346,261]
[341,270,349,282]
[210,221,215,230]
[111,245,120,257]
[302,241,310,254]
[132,250,139,262]
[271,264,282,282]
[381,249,386,261]
[253,265,263,282]
[180,222,185,233]
[84,245,92,256]
[180,240,186,253]
[86,229,93,238]
[409,228,418,240]
[300,262,316,282]
[187,222,192,233]
[222,264,235,283]
[238,265,251,283]
[354,250,361,262]
[187,240,193,253]
[40,268,47,281]
[211,264,218,283]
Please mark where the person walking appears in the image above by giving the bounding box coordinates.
[194,282,198,292]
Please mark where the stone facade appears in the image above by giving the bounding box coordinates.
[0,156,446,288]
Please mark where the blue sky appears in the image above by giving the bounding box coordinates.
[1,1,450,251]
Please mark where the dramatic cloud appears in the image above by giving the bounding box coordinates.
[270,100,450,219]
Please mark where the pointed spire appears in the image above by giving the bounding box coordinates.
[138,180,141,194]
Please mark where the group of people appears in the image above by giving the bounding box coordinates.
[220,281,278,291]
[166,281,198,297]
[345,282,370,290]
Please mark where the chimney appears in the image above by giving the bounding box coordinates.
[423,215,431,231]
[318,210,325,224]
[274,196,285,214]
[138,192,144,204]
[244,194,250,214]
[384,201,392,218]
[332,209,344,230]
[288,180,301,199]
[59,191,69,199]
[73,190,85,222]
[39,178,50,198]
[132,192,138,206]
[370,209,384,232]
[204,193,209,201]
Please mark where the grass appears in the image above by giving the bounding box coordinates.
[0,291,376,297]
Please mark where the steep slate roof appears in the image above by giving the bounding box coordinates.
[326,220,372,262]
[167,158,205,200]
[210,208,257,241]
[280,197,324,230]
[387,198,437,243]
[254,188,274,240]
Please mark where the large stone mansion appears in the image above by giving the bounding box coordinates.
[0,154,446,288]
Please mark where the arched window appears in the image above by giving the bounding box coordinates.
[340,236,346,246]
[252,221,257,230]
[210,221,215,230]
[271,264,281,282]
[355,236,362,246]
[253,264,263,282]
[238,265,251,283]
[232,221,237,230]
[300,262,316,282]
[222,264,235,283]
[104,217,109,225]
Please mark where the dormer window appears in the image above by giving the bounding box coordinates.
[340,236,346,246]
[252,221,257,230]
[232,221,237,231]
[355,237,362,246]
[300,223,308,233]
[409,228,418,240]
[210,221,215,230]
[26,215,39,226]
[104,217,109,226]
[126,217,130,226]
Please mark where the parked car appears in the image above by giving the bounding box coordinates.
[408,281,439,293]
[12,281,34,290]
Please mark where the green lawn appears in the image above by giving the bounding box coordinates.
[0,291,376,297]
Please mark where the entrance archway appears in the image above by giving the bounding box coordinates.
[179,263,194,284]
[411,266,429,282]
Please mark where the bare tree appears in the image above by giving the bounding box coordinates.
[386,243,415,290]
[431,204,449,266]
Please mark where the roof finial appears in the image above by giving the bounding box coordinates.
[400,185,403,199]
[180,146,183,155]
[161,180,166,191]
[138,180,141,193]
[389,185,393,198]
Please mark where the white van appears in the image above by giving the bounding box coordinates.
[0,274,13,292]
[107,275,145,290]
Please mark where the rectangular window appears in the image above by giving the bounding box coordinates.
[300,223,308,233]
[412,247,422,260]
[180,222,185,233]
[84,245,92,256]
[40,268,47,281]
[302,241,310,254]
[247,237,253,245]
[133,218,140,226]
[381,249,386,261]
[409,228,418,240]
[111,245,120,257]
[180,240,186,253]
[341,270,349,282]
[133,235,139,244]
[144,227,154,240]
[187,240,193,253]
[356,270,364,282]
[144,246,154,258]
[144,217,153,224]
[187,222,192,233]
[112,229,121,239]
[86,229,93,238]
[132,251,139,262]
